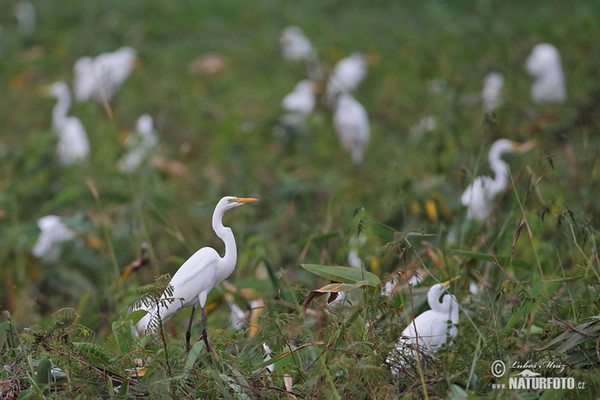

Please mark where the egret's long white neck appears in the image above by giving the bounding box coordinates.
[52,92,71,130]
[488,148,509,195]
[212,206,237,268]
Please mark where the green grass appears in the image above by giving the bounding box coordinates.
[1,0,600,398]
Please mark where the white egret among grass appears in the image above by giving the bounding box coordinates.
[525,43,566,104]
[461,139,535,220]
[325,53,367,104]
[482,72,504,112]
[333,92,370,164]
[32,215,76,262]
[45,81,90,165]
[73,47,137,103]
[135,196,259,352]
[387,277,460,375]
[118,114,158,172]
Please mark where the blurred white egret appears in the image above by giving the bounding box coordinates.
[46,81,90,165]
[135,196,259,352]
[15,1,36,34]
[32,215,76,262]
[118,114,158,172]
[326,53,367,103]
[482,72,504,112]
[280,26,315,62]
[282,80,316,117]
[525,43,566,104]
[387,277,460,374]
[73,47,137,102]
[461,139,535,220]
[225,293,247,331]
[333,92,370,164]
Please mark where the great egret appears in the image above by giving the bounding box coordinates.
[525,43,566,104]
[280,26,315,62]
[282,80,316,117]
[326,53,367,103]
[32,215,75,262]
[461,139,535,221]
[333,92,370,164]
[135,196,259,352]
[387,277,460,375]
[73,47,137,102]
[46,81,90,165]
[118,114,158,172]
[482,72,504,112]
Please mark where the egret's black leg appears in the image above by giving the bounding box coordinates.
[201,306,212,353]
[185,305,196,353]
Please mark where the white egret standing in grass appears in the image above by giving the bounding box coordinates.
[280,79,316,128]
[135,196,259,352]
[525,43,566,104]
[482,72,504,112]
[326,53,367,104]
[333,92,370,164]
[46,81,90,165]
[118,114,158,172]
[280,26,315,62]
[73,47,137,103]
[461,139,535,221]
[387,277,460,375]
[32,215,76,262]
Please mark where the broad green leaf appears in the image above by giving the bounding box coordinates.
[301,264,380,286]
[185,340,207,370]
[112,320,137,355]
[36,360,51,385]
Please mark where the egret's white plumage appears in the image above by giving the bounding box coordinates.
[280,26,315,62]
[48,81,90,165]
[15,1,36,34]
[74,47,137,102]
[333,92,370,164]
[525,43,566,104]
[326,53,367,103]
[387,278,459,374]
[135,196,259,351]
[461,139,534,221]
[118,114,158,172]
[482,72,504,112]
[32,215,76,262]
[282,80,316,117]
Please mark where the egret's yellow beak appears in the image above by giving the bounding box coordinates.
[236,197,260,204]
[442,276,461,287]
[512,140,536,153]
[38,84,53,96]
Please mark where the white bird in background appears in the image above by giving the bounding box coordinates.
[280,26,316,62]
[482,72,504,112]
[281,79,316,127]
[118,114,158,172]
[326,53,367,104]
[135,196,259,352]
[387,277,460,375]
[32,215,76,262]
[15,1,36,34]
[46,81,90,165]
[525,43,566,104]
[73,47,137,103]
[461,139,535,220]
[280,26,323,81]
[333,92,370,164]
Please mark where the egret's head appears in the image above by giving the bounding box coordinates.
[39,81,70,99]
[489,139,536,160]
[221,196,260,211]
[441,276,461,288]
